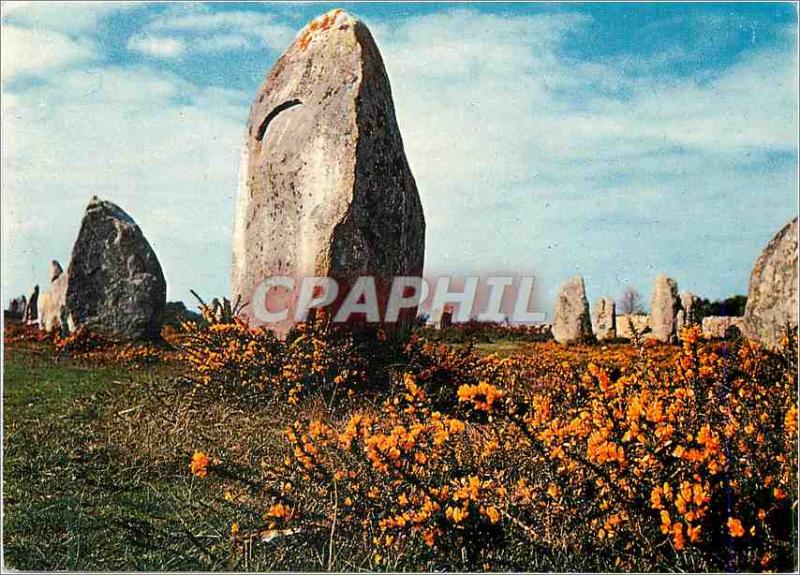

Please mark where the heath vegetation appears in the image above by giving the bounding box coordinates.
[3,313,797,571]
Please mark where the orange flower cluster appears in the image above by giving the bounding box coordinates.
[457,381,504,412]
[179,312,366,402]
[190,450,209,478]
[192,324,797,571]
[44,324,179,365]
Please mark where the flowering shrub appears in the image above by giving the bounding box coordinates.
[189,325,797,571]
[54,326,106,354]
[50,326,178,365]
[190,450,210,478]
[178,312,375,403]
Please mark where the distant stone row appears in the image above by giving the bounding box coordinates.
[552,217,798,348]
[5,5,796,349]
[8,197,166,341]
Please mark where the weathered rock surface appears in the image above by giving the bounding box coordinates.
[38,260,70,333]
[553,276,593,344]
[675,309,685,335]
[231,9,425,335]
[163,301,203,328]
[66,197,166,340]
[616,314,650,339]
[50,260,63,282]
[649,275,680,343]
[6,295,26,318]
[702,316,745,339]
[744,218,798,348]
[680,292,699,322]
[23,285,39,324]
[592,297,616,341]
[438,307,454,329]
[676,291,700,333]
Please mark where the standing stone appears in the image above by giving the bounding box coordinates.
[38,260,70,334]
[23,285,39,324]
[592,297,616,341]
[231,9,425,336]
[213,298,223,322]
[65,197,166,340]
[439,306,454,329]
[675,291,700,333]
[744,218,798,348]
[680,292,700,324]
[7,297,21,317]
[50,260,63,282]
[553,276,593,344]
[702,316,745,340]
[649,275,680,343]
[675,309,686,335]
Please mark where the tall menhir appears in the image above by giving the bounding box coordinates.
[231,9,426,335]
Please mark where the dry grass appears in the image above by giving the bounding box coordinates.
[2,319,797,571]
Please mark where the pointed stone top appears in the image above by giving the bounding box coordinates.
[233,4,424,335]
[85,196,135,225]
[296,9,357,49]
[566,275,585,289]
[744,216,798,347]
[50,260,64,282]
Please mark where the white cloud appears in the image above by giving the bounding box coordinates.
[1,2,141,82]
[2,7,797,315]
[368,10,797,310]
[193,33,250,53]
[0,25,96,81]
[1,1,133,35]
[127,34,186,58]
[2,65,247,302]
[130,8,295,58]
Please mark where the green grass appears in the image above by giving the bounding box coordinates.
[3,343,331,571]
[4,333,795,572]
[2,348,226,571]
[469,341,532,357]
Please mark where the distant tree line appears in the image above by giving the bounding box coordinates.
[695,295,747,318]
[616,286,747,318]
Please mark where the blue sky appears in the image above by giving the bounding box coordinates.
[2,1,798,318]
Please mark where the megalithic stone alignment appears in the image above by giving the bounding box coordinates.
[592,297,616,342]
[38,260,69,334]
[649,274,681,343]
[553,275,593,344]
[676,291,700,332]
[231,9,426,336]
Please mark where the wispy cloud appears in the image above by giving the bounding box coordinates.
[370,9,797,307]
[2,4,797,314]
[2,63,247,301]
[0,25,96,81]
[1,1,134,35]
[1,1,137,81]
[130,7,295,58]
[127,34,186,58]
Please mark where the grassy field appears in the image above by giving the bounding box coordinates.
[0,336,605,572]
[3,321,797,572]
[3,345,226,570]
[2,330,364,571]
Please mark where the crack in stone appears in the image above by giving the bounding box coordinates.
[255,99,303,142]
